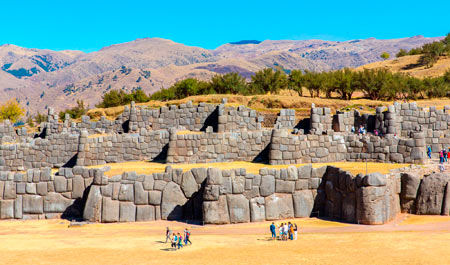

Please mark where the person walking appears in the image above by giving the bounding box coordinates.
[270,222,276,239]
[294,223,298,240]
[165,227,172,243]
[427,146,432,159]
[184,228,192,245]
[177,233,183,249]
[440,150,444,164]
[171,233,177,250]
[442,149,448,163]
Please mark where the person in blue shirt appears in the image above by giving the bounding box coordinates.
[270,222,276,239]
[427,146,432,159]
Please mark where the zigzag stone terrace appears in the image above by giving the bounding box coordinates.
[0,100,449,224]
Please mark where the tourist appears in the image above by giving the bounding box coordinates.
[351,126,355,133]
[358,125,364,134]
[184,228,192,245]
[270,222,276,239]
[427,146,432,159]
[165,227,171,243]
[177,233,183,249]
[278,223,284,240]
[294,223,298,240]
[289,222,294,240]
[444,149,448,163]
[283,223,289,241]
[374,129,379,136]
[440,150,444,164]
[171,233,177,249]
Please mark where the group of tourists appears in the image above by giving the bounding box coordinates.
[165,227,192,250]
[269,222,298,241]
[427,146,450,172]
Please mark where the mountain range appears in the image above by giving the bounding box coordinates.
[0,35,442,114]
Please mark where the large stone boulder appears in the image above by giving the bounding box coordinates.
[203,195,230,224]
[401,173,421,199]
[83,185,102,222]
[161,182,187,220]
[249,197,265,222]
[265,193,294,220]
[181,171,198,198]
[260,175,275,197]
[226,194,250,223]
[416,173,450,215]
[356,186,387,224]
[43,192,73,213]
[292,190,314,218]
[0,200,14,219]
[400,173,421,213]
[119,202,136,222]
[102,197,120,222]
[363,173,387,187]
[22,195,43,214]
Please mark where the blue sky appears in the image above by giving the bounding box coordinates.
[1,0,449,52]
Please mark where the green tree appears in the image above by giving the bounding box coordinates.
[288,70,304,96]
[0,99,25,123]
[210,72,248,94]
[250,68,287,94]
[419,41,445,68]
[396,49,408,57]
[380,52,390,60]
[59,100,88,120]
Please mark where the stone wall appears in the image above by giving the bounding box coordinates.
[274,109,296,129]
[77,129,169,166]
[202,165,400,225]
[1,164,449,224]
[268,129,427,165]
[310,105,332,134]
[0,133,79,171]
[0,166,97,220]
[166,129,272,164]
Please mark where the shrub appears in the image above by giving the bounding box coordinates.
[59,100,87,120]
[0,99,25,123]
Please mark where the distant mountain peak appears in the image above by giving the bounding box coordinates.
[229,40,262,45]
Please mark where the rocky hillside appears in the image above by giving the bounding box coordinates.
[0,35,442,114]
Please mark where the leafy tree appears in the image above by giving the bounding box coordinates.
[333,69,356,100]
[380,52,390,60]
[418,41,446,67]
[210,72,248,94]
[0,99,25,123]
[288,70,304,96]
[250,68,287,94]
[396,49,408,57]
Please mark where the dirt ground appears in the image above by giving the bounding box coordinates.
[88,161,410,177]
[0,214,449,265]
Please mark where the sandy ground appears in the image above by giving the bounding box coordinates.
[0,214,449,265]
[87,161,410,177]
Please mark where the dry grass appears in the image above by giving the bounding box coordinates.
[399,215,450,226]
[87,133,110,138]
[356,55,450,78]
[0,216,450,265]
[87,161,411,177]
[175,130,204,135]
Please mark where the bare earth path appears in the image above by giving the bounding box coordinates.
[0,214,449,265]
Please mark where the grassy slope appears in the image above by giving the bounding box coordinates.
[356,54,450,78]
